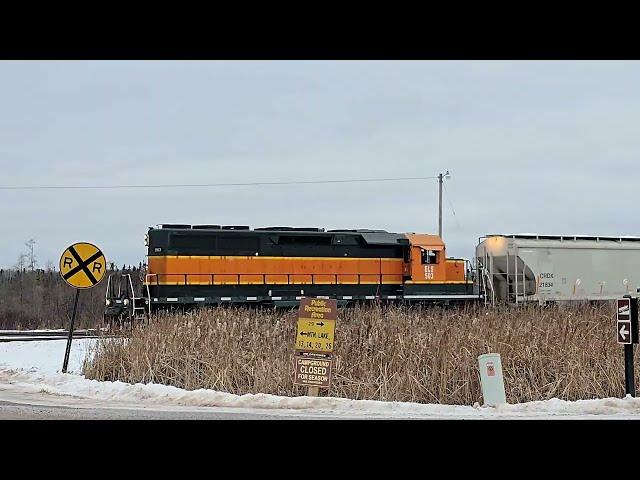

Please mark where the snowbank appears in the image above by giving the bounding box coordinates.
[1,339,640,418]
[2,366,640,417]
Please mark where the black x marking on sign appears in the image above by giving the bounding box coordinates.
[63,245,103,285]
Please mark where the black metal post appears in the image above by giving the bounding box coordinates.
[625,343,635,397]
[62,289,80,374]
[622,295,639,397]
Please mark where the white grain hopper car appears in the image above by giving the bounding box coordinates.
[476,234,640,304]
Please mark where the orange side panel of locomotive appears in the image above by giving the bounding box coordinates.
[147,256,404,285]
[445,259,467,282]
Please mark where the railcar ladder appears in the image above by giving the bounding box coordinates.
[479,264,495,306]
[124,274,147,321]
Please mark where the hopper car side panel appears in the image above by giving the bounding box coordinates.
[476,234,640,304]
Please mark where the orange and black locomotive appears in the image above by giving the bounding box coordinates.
[104,224,478,320]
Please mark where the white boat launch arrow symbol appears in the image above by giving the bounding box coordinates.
[620,324,630,339]
[617,320,633,344]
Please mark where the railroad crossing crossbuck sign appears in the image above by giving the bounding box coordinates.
[59,242,107,289]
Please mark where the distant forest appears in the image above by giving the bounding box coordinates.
[0,264,143,330]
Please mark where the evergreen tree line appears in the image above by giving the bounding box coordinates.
[0,264,144,329]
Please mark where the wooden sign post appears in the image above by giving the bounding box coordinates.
[293,297,337,396]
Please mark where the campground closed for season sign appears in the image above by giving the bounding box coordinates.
[294,356,332,388]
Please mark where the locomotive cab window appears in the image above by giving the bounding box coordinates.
[421,249,438,264]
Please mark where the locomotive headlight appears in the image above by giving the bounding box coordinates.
[124,299,130,306]
[106,299,111,306]
[144,234,149,246]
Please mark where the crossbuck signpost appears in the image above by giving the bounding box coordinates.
[59,242,106,373]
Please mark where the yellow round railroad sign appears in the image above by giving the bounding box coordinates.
[59,242,107,289]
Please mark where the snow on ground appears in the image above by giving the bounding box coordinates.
[1,339,640,418]
[0,337,94,375]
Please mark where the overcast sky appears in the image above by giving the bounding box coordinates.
[1,60,638,269]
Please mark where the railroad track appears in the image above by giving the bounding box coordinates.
[0,329,111,342]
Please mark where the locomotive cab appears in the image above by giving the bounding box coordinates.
[406,234,447,283]
[403,234,475,299]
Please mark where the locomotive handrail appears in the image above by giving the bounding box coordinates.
[144,272,394,286]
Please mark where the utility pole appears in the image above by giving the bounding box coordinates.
[437,170,450,239]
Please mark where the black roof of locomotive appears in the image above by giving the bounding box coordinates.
[151,225,408,246]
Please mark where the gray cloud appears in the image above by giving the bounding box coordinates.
[1,60,639,268]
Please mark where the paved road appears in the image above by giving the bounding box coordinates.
[0,400,335,420]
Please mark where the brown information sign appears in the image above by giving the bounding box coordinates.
[293,354,332,388]
[295,298,337,354]
[618,298,631,321]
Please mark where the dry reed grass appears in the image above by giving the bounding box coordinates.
[83,302,629,405]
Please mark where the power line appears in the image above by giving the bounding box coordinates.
[0,176,440,191]
[442,182,461,229]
